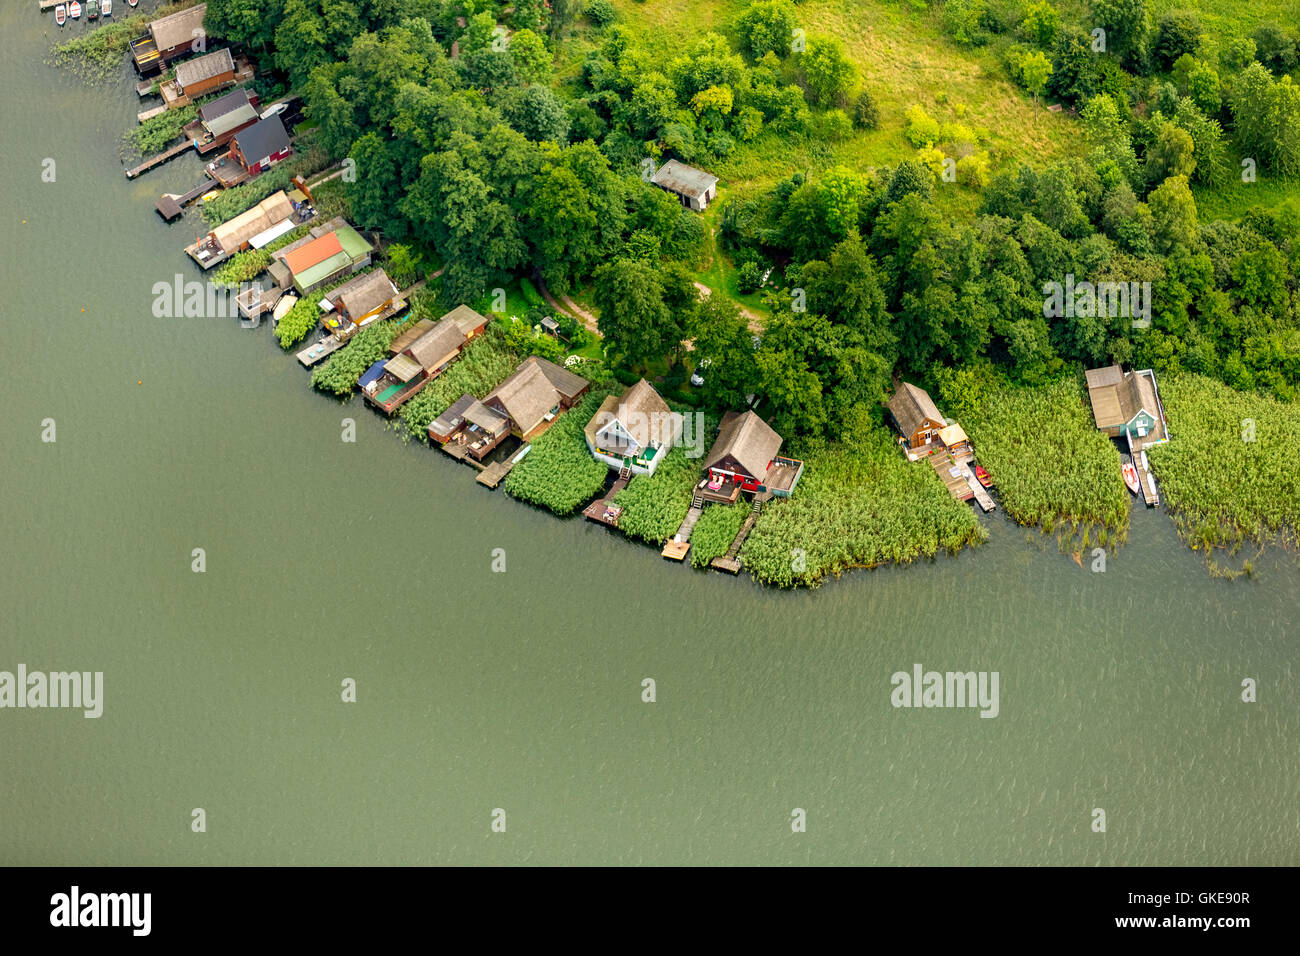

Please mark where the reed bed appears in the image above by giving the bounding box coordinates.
[1147,375,1300,555]
[960,378,1130,549]
[741,429,987,588]
[689,504,747,568]
[613,431,717,546]
[504,385,622,515]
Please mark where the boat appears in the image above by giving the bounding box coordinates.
[129,0,137,6]
[1122,462,1140,495]
[69,1,81,18]
[974,465,992,488]
[103,0,112,14]
[87,0,99,20]
[272,294,298,326]
[55,4,67,26]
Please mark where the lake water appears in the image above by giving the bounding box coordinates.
[1,4,1296,865]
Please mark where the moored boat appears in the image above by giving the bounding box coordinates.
[129,0,138,6]
[974,465,992,488]
[69,1,81,19]
[272,294,299,326]
[103,0,112,15]
[55,4,67,26]
[87,0,99,19]
[1122,462,1140,495]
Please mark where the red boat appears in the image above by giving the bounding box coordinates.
[974,465,992,488]
[1122,462,1141,495]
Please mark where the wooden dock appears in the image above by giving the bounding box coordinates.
[962,471,996,512]
[126,139,194,179]
[296,335,345,368]
[158,177,218,222]
[476,445,530,488]
[661,489,704,561]
[137,105,167,124]
[1125,435,1160,506]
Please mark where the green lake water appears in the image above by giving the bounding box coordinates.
[1,4,1296,865]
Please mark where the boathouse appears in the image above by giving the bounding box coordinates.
[168,48,237,104]
[441,304,490,342]
[363,319,467,414]
[428,395,512,461]
[131,3,209,75]
[887,382,946,452]
[280,225,373,295]
[702,410,803,500]
[183,88,261,154]
[1084,365,1167,443]
[584,379,681,476]
[651,160,719,212]
[483,357,590,441]
[229,115,293,177]
[187,190,295,268]
[322,269,401,338]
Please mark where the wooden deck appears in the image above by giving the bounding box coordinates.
[583,469,631,527]
[963,471,996,513]
[476,446,529,488]
[296,335,345,367]
[1125,434,1161,506]
[931,455,975,502]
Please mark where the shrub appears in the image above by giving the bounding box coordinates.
[904,104,942,147]
[587,0,616,25]
[852,89,880,129]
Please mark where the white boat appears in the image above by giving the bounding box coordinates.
[272,294,298,326]
[69,1,81,18]
[103,0,112,14]
[55,4,67,26]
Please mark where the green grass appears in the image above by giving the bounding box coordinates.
[504,383,622,515]
[741,427,988,587]
[1148,374,1300,559]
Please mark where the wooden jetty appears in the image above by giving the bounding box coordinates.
[137,105,167,124]
[126,138,194,180]
[476,445,530,489]
[962,470,996,513]
[931,454,974,503]
[296,335,345,368]
[583,467,632,528]
[661,488,704,561]
[1125,435,1160,506]
[155,177,216,221]
[136,78,158,98]
[709,494,768,574]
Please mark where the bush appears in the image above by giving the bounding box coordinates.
[904,104,942,147]
[587,0,616,25]
[275,296,322,349]
[737,260,765,293]
[852,89,880,129]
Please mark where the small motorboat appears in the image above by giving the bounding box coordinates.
[69,1,81,18]
[103,0,112,14]
[55,4,67,25]
[272,294,298,326]
[129,0,138,6]
[87,0,99,19]
[1122,462,1141,495]
[974,465,992,488]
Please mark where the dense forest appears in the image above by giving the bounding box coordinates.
[200,0,1300,443]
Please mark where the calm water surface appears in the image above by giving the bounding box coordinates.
[1,4,1296,864]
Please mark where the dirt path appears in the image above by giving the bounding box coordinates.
[536,277,601,336]
[693,281,765,332]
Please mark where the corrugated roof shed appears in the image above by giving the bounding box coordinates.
[651,159,718,199]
